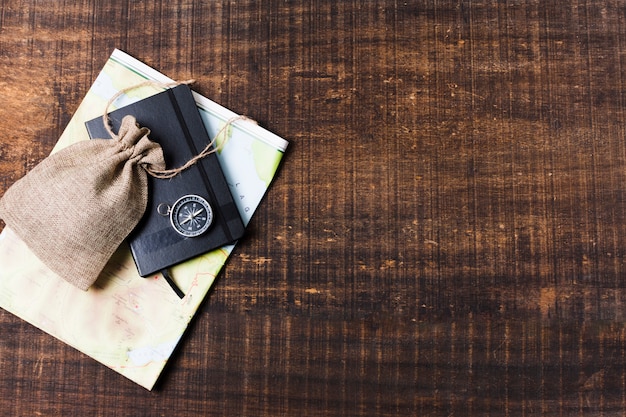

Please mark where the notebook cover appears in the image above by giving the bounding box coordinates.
[85,84,245,277]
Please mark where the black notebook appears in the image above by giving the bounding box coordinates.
[85,85,245,278]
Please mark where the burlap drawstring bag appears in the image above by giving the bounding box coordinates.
[0,115,166,290]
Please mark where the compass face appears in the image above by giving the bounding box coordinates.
[169,195,214,237]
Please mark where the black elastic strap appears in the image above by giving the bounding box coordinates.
[160,269,185,299]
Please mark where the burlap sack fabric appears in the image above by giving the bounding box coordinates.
[0,115,165,290]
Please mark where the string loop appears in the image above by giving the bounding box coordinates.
[145,115,254,179]
[103,79,195,140]
[103,79,255,179]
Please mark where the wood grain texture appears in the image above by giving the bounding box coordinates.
[1,0,626,415]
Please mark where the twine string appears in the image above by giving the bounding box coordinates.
[103,79,255,179]
[145,115,254,179]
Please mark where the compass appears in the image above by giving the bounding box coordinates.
[168,194,213,237]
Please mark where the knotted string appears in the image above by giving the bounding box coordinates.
[103,79,256,180]
[145,114,255,179]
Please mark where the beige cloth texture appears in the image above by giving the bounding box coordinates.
[0,115,166,290]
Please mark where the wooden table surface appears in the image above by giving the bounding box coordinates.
[1,1,625,415]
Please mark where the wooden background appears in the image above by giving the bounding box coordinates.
[1,0,626,415]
